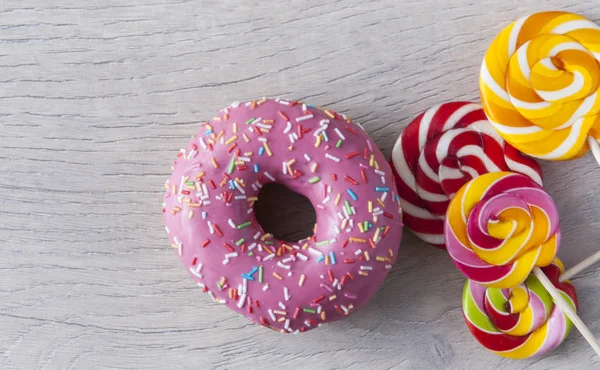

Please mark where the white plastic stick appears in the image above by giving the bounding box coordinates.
[588,136,600,167]
[560,250,600,282]
[532,267,600,357]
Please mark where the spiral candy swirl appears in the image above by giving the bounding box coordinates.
[445,172,559,288]
[480,11,600,160]
[463,259,577,359]
[391,102,542,248]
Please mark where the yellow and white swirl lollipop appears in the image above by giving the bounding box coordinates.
[480,11,600,164]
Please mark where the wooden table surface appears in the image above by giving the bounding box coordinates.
[1,1,599,369]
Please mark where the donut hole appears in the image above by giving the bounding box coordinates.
[253,183,316,242]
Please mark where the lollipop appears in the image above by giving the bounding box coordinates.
[446,171,600,355]
[390,102,542,248]
[560,250,600,282]
[480,11,600,164]
[463,259,577,359]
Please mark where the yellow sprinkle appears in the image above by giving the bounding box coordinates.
[388,249,394,257]
[260,128,270,133]
[172,184,177,195]
[288,146,294,151]
[329,295,337,301]
[220,277,226,285]
[341,218,348,229]
[359,271,369,276]
[261,233,272,240]
[334,193,342,206]
[247,197,258,202]
[321,311,326,320]
[324,110,335,119]
[374,161,379,170]
[311,162,318,173]
[273,310,286,316]
[171,243,178,249]
[368,201,373,213]
[242,133,250,142]
[258,97,267,104]
[207,138,215,145]
[213,116,222,121]
[233,122,238,133]
[325,255,330,265]
[299,274,306,287]
[215,130,224,141]
[263,142,272,156]
[349,237,367,243]
[182,198,191,203]
[287,159,296,166]
[376,256,386,262]
[369,154,375,167]
[302,243,309,250]
[205,124,213,130]
[377,198,385,208]
[264,119,274,124]
[244,152,253,156]
[188,203,201,208]
[225,135,238,145]
[277,317,286,322]
[315,135,322,148]
[373,228,381,242]
[273,272,283,280]
[364,251,370,261]
[358,223,365,233]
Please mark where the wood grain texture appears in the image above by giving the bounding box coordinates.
[1,1,599,369]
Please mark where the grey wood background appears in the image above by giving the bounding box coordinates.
[1,1,599,369]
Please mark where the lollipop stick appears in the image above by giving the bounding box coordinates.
[532,267,600,357]
[560,250,600,282]
[588,136,600,167]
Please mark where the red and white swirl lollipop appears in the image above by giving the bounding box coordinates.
[390,102,542,248]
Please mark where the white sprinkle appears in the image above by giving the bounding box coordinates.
[256,123,271,129]
[289,133,295,144]
[198,137,207,150]
[198,283,205,289]
[225,252,238,259]
[263,253,275,261]
[304,153,311,161]
[268,309,276,321]
[165,226,170,234]
[385,264,392,269]
[208,221,214,234]
[201,212,207,219]
[242,278,248,294]
[277,262,291,270]
[341,305,349,314]
[284,287,290,301]
[238,157,251,162]
[314,124,328,137]
[237,293,247,308]
[296,114,314,122]
[222,259,229,265]
[367,140,373,152]
[334,225,340,234]
[279,301,287,310]
[322,196,331,204]
[248,243,257,251]
[202,183,208,195]
[263,283,269,291]
[233,180,245,194]
[296,253,308,261]
[355,249,363,256]
[302,104,307,111]
[308,247,324,256]
[190,266,203,279]
[325,153,340,162]
[282,257,293,263]
[279,100,290,105]
[292,132,299,140]
[283,121,292,134]
[228,219,237,229]
[317,305,322,314]
[235,195,247,200]
[264,172,276,181]
[251,184,258,191]
[334,128,346,140]
[360,266,373,271]
[207,291,216,301]
[375,169,385,176]
[258,137,267,142]
[253,231,261,239]
[282,162,288,175]
[284,319,290,330]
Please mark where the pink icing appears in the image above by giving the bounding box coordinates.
[162,98,403,333]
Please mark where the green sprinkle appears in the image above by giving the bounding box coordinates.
[235,238,245,246]
[227,156,236,174]
[345,200,352,215]
[303,308,316,314]
[258,266,263,283]
[245,118,255,125]
[264,241,274,245]
[308,176,321,184]
[237,221,252,229]
[336,139,342,148]
[364,220,369,231]
[248,252,254,257]
[216,282,222,289]
[185,181,195,187]
[316,239,332,246]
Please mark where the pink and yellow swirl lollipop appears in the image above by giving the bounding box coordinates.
[445,172,559,288]
[463,259,577,359]
[480,11,600,163]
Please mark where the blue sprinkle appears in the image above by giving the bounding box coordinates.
[242,273,254,281]
[317,255,325,263]
[395,194,400,201]
[258,147,265,156]
[307,103,317,109]
[204,130,213,135]
[375,187,390,192]
[322,131,329,142]
[253,164,259,173]
[329,251,336,265]
[229,180,235,190]
[347,189,358,201]
[249,266,259,276]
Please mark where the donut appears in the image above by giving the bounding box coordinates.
[463,259,578,359]
[162,98,403,333]
[390,102,542,248]
[445,172,559,288]
[480,11,600,160]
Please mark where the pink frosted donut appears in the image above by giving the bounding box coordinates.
[163,98,403,333]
